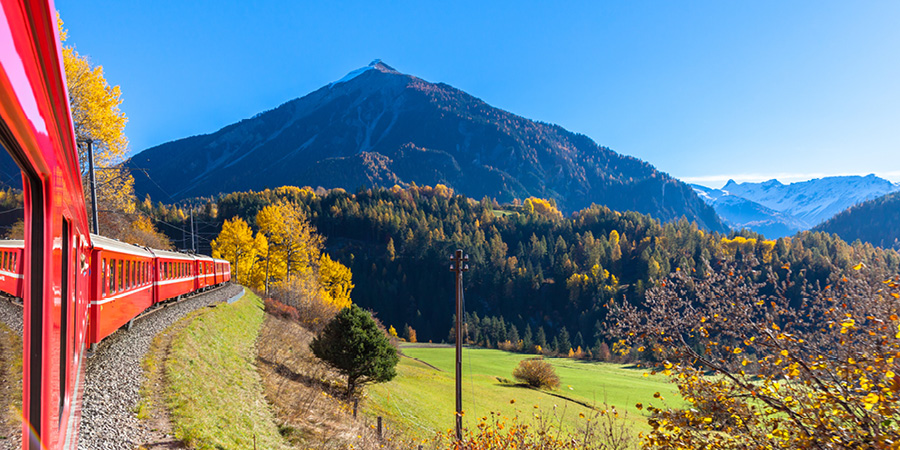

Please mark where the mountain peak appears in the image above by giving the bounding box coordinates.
[329,60,400,88]
[369,59,398,73]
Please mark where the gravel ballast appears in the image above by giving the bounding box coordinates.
[0,299,22,334]
[78,283,244,450]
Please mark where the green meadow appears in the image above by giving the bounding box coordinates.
[366,344,679,440]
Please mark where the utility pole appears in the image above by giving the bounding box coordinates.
[190,208,196,252]
[449,249,469,442]
[86,139,99,235]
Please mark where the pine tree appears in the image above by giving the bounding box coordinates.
[523,324,534,351]
[536,326,547,349]
[311,305,399,397]
[558,327,571,354]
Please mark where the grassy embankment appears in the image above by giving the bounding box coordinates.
[0,322,21,441]
[367,344,678,440]
[163,292,288,449]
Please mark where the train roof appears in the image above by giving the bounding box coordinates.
[151,248,198,261]
[0,239,24,248]
[90,234,154,258]
[193,253,214,262]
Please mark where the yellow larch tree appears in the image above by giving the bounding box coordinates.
[58,15,170,247]
[317,253,353,309]
[211,217,259,285]
[256,200,323,282]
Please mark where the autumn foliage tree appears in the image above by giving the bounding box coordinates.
[211,217,266,285]
[211,200,354,314]
[612,261,900,448]
[58,15,170,247]
[256,200,323,282]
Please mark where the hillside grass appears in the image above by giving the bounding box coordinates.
[165,291,288,450]
[0,321,21,442]
[366,345,677,441]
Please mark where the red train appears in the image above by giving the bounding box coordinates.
[0,1,231,448]
[86,235,231,347]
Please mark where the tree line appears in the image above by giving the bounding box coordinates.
[147,184,900,350]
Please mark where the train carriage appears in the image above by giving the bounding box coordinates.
[213,258,231,285]
[193,253,214,290]
[87,235,155,347]
[152,249,197,302]
[0,239,24,299]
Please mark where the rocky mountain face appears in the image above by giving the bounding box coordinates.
[129,60,726,232]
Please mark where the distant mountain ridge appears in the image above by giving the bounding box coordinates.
[129,60,727,232]
[693,174,900,238]
[691,184,808,238]
[722,175,899,226]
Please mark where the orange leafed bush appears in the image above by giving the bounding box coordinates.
[512,358,560,389]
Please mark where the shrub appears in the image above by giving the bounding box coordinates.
[263,297,298,321]
[269,277,340,332]
[512,357,560,389]
[613,264,900,448]
[310,305,399,397]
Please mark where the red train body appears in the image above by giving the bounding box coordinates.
[0,2,231,448]
[0,240,23,299]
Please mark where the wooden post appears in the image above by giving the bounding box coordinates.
[353,398,359,418]
[450,249,469,442]
[253,434,257,450]
[377,416,383,438]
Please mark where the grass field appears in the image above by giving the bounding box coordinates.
[366,344,678,441]
[164,291,288,450]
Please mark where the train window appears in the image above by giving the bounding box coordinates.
[2,251,7,270]
[117,260,123,293]
[131,261,136,288]
[60,220,70,423]
[101,259,107,297]
[108,259,114,294]
[11,253,15,271]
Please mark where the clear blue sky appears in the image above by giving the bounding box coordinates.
[56,1,900,188]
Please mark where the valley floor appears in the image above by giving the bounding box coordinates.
[367,345,677,441]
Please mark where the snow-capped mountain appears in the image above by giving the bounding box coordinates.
[691,184,809,238]
[723,175,900,227]
[129,60,727,231]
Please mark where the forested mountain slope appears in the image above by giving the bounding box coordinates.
[813,191,900,250]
